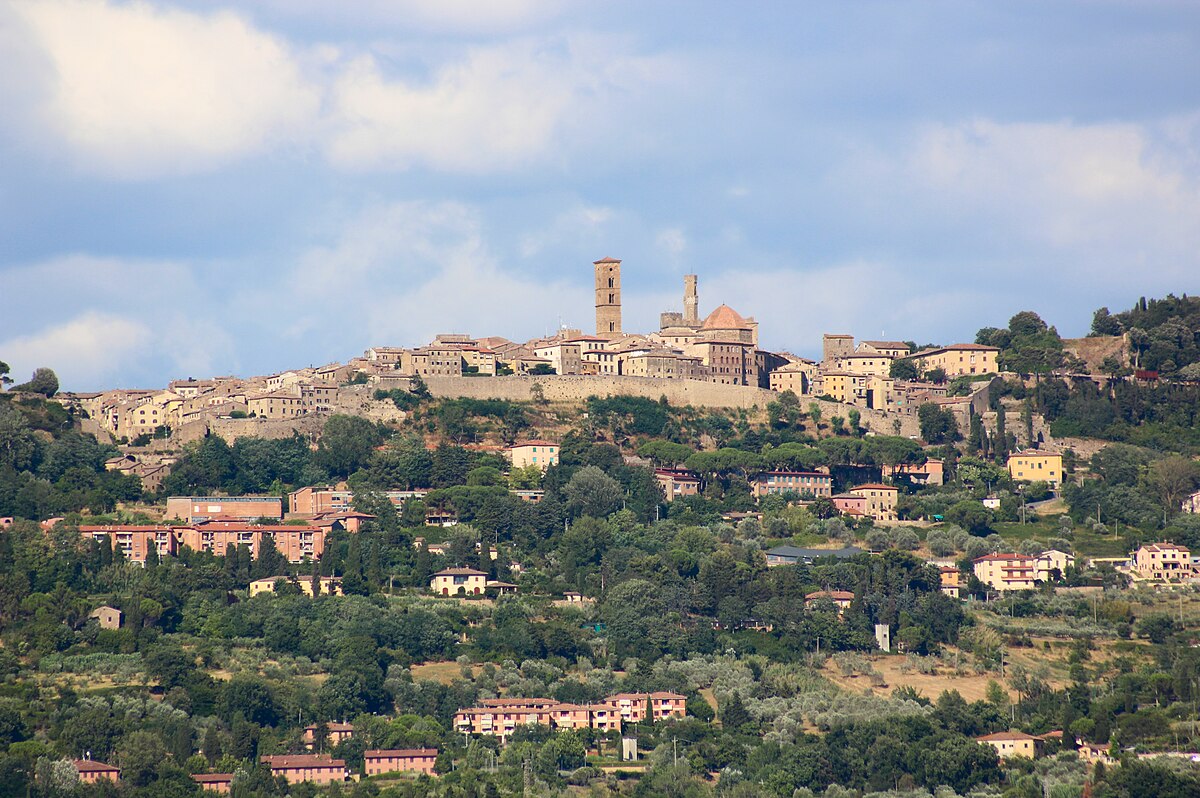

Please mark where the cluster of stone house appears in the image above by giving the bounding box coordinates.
[773,334,1001,416]
[454,693,686,739]
[66,370,346,442]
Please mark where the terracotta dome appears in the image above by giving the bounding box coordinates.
[701,304,751,330]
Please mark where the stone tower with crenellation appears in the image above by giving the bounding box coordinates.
[594,257,622,338]
[683,274,698,325]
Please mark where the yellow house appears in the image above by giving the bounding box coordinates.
[768,362,815,394]
[831,353,894,376]
[817,372,867,404]
[508,440,559,471]
[1007,450,1062,486]
[977,731,1040,760]
[849,484,899,521]
[249,575,344,597]
[907,344,999,377]
[431,567,488,596]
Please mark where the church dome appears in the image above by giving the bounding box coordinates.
[701,304,751,330]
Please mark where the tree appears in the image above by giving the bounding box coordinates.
[917,403,960,444]
[600,579,669,658]
[0,361,10,386]
[946,500,994,535]
[890,359,920,380]
[719,691,753,730]
[11,368,58,397]
[1148,456,1199,516]
[564,466,623,518]
[117,730,169,787]
[315,415,385,478]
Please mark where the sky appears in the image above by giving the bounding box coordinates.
[2,0,1200,391]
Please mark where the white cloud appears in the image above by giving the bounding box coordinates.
[902,117,1200,276]
[325,37,657,172]
[655,228,687,258]
[266,200,592,345]
[12,0,319,177]
[7,1,672,177]
[0,312,153,389]
[255,0,565,33]
[519,203,613,257]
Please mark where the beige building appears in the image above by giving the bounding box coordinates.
[249,575,343,597]
[508,440,559,471]
[857,340,911,358]
[89,605,123,630]
[431,567,488,596]
[977,731,1040,760]
[1183,489,1200,514]
[401,347,464,377]
[533,342,582,375]
[848,484,899,521]
[751,471,833,498]
[621,350,705,380]
[831,353,894,377]
[247,392,309,419]
[768,361,816,394]
[973,554,1037,591]
[816,371,868,404]
[1007,450,1063,486]
[1131,543,1194,582]
[906,344,999,377]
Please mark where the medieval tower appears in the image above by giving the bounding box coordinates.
[683,274,699,325]
[594,257,622,337]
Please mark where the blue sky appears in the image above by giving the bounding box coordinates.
[2,0,1199,390]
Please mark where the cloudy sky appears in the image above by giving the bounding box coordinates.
[2,0,1199,390]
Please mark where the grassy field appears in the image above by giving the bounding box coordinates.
[411,660,481,684]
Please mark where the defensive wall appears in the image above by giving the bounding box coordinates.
[421,375,921,437]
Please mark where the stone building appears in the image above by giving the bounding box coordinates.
[595,257,623,338]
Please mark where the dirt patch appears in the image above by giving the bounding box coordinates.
[411,661,480,685]
[821,656,1012,703]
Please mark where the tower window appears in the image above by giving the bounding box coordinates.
[609,322,615,332]
[608,278,614,288]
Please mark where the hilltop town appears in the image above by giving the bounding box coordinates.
[62,257,1014,455]
[1,282,1200,797]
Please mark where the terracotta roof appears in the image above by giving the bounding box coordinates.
[593,256,622,264]
[364,749,438,758]
[511,440,557,447]
[701,304,752,331]
[850,483,898,491]
[434,567,488,576]
[305,722,354,732]
[192,774,234,784]
[73,760,119,773]
[910,343,1000,357]
[977,730,1039,742]
[262,755,346,769]
[806,590,855,601]
[861,340,910,349]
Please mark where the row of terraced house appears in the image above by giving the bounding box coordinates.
[454,693,687,739]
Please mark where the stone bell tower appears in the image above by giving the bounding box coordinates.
[683,274,699,325]
[594,257,622,338]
